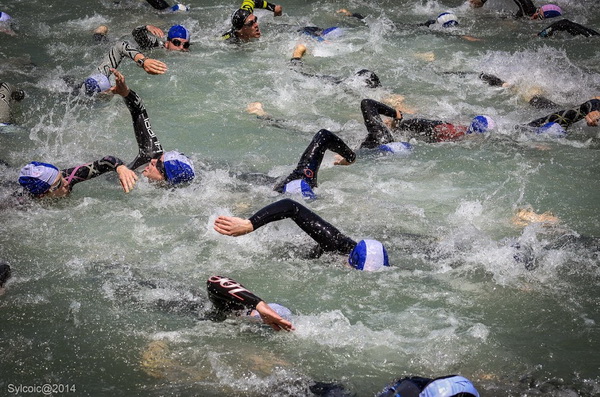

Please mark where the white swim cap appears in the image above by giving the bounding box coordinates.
[437,12,459,27]
[379,141,413,154]
[170,4,190,13]
[348,239,390,271]
[283,179,316,200]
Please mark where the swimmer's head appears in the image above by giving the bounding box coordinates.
[231,8,252,30]
[437,12,459,27]
[467,115,495,134]
[283,179,316,200]
[169,4,190,13]
[536,122,566,137]
[18,161,59,195]
[250,303,292,322]
[355,69,381,88]
[421,376,480,397]
[83,74,111,96]
[379,141,413,155]
[348,239,390,271]
[163,151,195,185]
[0,12,12,22]
[11,89,25,101]
[167,25,190,41]
[321,26,343,39]
[535,4,562,19]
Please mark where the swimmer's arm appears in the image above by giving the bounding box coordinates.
[336,9,365,19]
[145,0,171,10]
[255,302,295,331]
[116,164,138,193]
[479,73,509,87]
[242,0,282,16]
[132,25,161,50]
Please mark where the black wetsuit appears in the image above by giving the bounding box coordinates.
[527,98,600,129]
[361,99,466,145]
[290,55,381,88]
[95,41,143,78]
[0,82,24,125]
[476,73,559,109]
[0,262,11,288]
[122,90,164,170]
[145,0,171,10]
[60,156,127,192]
[538,19,600,38]
[206,275,264,319]
[273,129,355,192]
[513,0,537,18]
[132,26,165,50]
[248,198,357,256]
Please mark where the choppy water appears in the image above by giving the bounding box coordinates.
[1,0,599,396]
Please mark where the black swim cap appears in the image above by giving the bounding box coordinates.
[231,9,251,30]
[356,69,381,88]
[12,89,25,101]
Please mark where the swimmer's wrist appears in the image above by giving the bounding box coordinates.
[136,57,146,67]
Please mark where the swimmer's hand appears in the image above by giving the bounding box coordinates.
[256,301,295,332]
[116,165,138,193]
[273,5,283,16]
[585,110,600,127]
[246,102,268,117]
[334,154,354,166]
[109,68,130,97]
[337,9,352,17]
[142,58,168,75]
[214,216,254,236]
[146,25,165,38]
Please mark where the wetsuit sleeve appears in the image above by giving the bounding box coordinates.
[0,82,16,124]
[538,19,600,38]
[240,0,278,13]
[360,99,397,149]
[513,0,536,18]
[419,19,437,27]
[527,99,600,128]
[95,41,143,77]
[248,198,357,254]
[394,118,452,143]
[479,73,506,87]
[274,129,355,191]
[145,0,171,10]
[206,275,264,313]
[61,156,125,189]
[132,26,162,50]
[122,90,164,170]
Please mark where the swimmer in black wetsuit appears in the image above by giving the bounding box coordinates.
[538,19,600,38]
[289,44,382,88]
[206,275,294,331]
[0,82,25,125]
[214,198,390,271]
[360,99,495,145]
[0,261,11,295]
[222,0,283,42]
[526,97,600,131]
[132,24,191,52]
[109,69,195,185]
[144,0,188,12]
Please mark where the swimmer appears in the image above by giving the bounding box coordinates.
[0,262,11,296]
[92,25,109,43]
[206,275,294,331]
[377,375,480,397]
[0,11,15,36]
[0,82,25,125]
[222,0,283,42]
[236,111,356,199]
[526,97,600,134]
[132,24,191,52]
[512,207,560,228]
[18,157,137,199]
[538,19,600,38]
[360,99,495,145]
[336,8,366,20]
[214,198,390,271]
[109,69,195,184]
[144,0,189,12]
[289,44,382,88]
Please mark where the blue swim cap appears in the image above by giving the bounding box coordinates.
[167,25,190,41]
[170,4,189,12]
[18,161,59,195]
[437,12,459,27]
[420,376,480,397]
[321,26,343,38]
[536,122,566,137]
[348,239,390,271]
[467,115,495,134]
[283,179,316,200]
[163,151,195,185]
[379,141,413,154]
[83,74,111,96]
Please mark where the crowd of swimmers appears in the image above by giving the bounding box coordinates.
[2,0,600,395]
